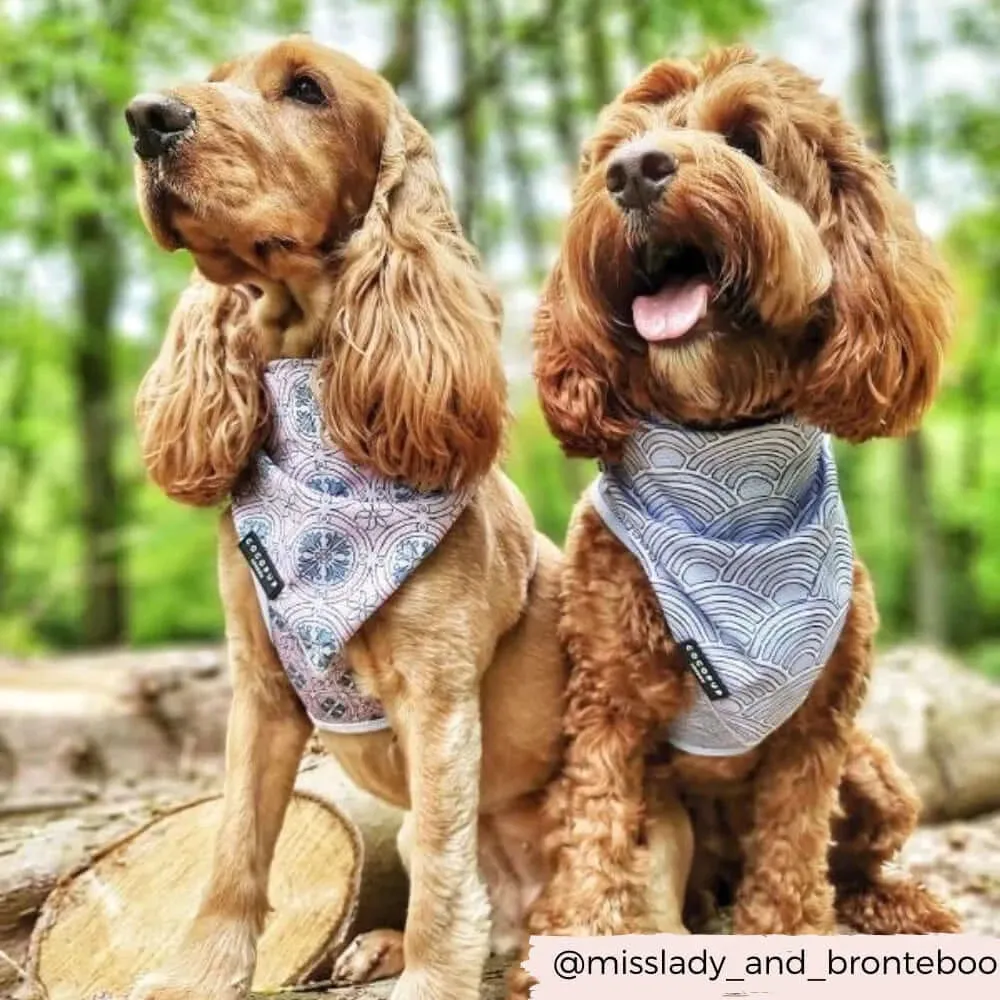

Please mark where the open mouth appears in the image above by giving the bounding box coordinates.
[631,244,715,344]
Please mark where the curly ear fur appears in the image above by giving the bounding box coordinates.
[533,261,638,461]
[800,151,952,441]
[135,277,269,506]
[319,100,506,491]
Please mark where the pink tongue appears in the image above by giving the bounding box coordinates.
[632,278,711,342]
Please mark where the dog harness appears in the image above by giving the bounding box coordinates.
[591,416,854,755]
[231,359,471,733]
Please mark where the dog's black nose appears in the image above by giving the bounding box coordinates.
[606,146,677,211]
[125,94,196,160]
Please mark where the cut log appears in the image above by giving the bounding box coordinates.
[5,642,999,827]
[24,755,408,1000]
[27,794,357,999]
[860,645,1000,821]
[293,756,406,940]
[1,789,210,994]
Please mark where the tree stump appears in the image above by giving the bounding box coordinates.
[23,757,408,1000]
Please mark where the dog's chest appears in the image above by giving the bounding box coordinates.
[231,359,470,733]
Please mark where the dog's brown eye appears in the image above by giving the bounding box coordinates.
[727,126,763,164]
[285,74,326,106]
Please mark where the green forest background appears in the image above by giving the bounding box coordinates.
[1,0,999,673]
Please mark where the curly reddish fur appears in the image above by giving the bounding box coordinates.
[534,46,950,453]
[517,47,958,981]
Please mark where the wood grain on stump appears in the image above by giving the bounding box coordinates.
[27,793,363,999]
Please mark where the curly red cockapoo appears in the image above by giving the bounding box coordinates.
[521,45,960,952]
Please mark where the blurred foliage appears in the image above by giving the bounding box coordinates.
[0,0,999,668]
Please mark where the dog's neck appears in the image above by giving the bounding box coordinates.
[249,275,333,361]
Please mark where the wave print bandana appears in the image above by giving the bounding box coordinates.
[591,416,854,755]
[231,359,471,733]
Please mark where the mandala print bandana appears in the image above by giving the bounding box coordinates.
[231,359,471,733]
[591,416,854,755]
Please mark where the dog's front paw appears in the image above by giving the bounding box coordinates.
[128,921,256,1000]
[333,929,405,985]
[733,878,835,935]
[389,970,437,1000]
[128,976,247,1000]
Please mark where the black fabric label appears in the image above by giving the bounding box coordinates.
[680,639,730,701]
[238,531,284,600]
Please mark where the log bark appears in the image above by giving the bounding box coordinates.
[0,647,230,807]
[860,645,1000,821]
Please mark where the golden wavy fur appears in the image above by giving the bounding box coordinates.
[135,40,504,503]
[321,106,505,490]
[512,48,958,993]
[135,281,268,505]
[127,37,571,1000]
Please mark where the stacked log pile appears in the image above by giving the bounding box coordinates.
[1,644,998,998]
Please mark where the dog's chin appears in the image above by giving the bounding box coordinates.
[137,156,229,250]
[135,176,259,284]
[646,337,726,419]
[136,173,185,252]
[604,233,791,426]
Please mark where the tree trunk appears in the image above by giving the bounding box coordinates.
[542,0,579,173]
[857,0,892,153]
[453,0,484,238]
[70,210,127,647]
[856,0,945,644]
[0,351,36,611]
[482,0,546,280]
[903,0,978,645]
[382,0,425,120]
[626,0,654,67]
[53,60,130,648]
[580,0,612,112]
[901,433,945,642]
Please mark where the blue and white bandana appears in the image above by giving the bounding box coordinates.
[591,416,854,756]
[231,359,471,733]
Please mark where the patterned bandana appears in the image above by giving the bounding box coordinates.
[591,416,854,755]
[231,359,471,733]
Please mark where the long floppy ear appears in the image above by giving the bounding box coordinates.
[533,258,639,461]
[534,126,641,461]
[135,276,269,506]
[319,101,505,492]
[799,146,952,441]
